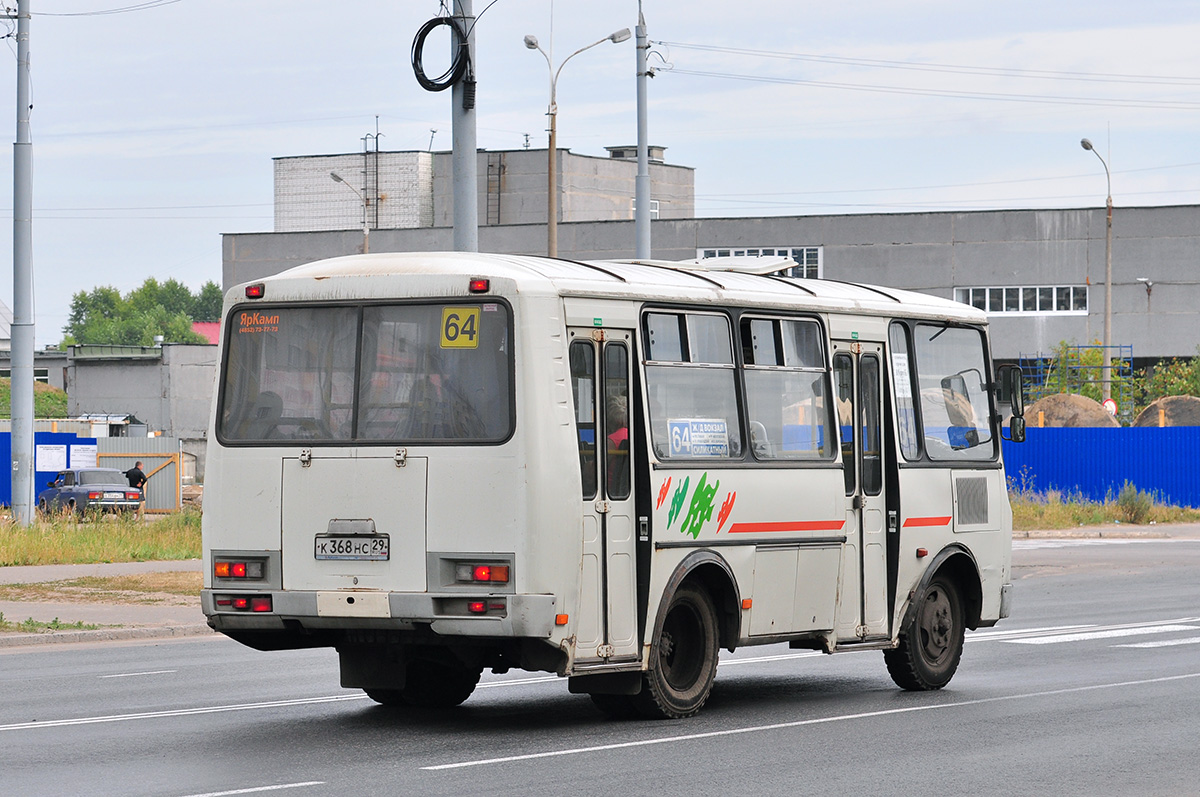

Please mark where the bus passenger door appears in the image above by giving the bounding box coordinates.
[832,341,889,641]
[569,328,639,664]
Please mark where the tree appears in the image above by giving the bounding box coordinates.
[61,278,219,346]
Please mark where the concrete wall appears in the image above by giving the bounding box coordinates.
[274,151,433,234]
[66,344,218,481]
[431,149,694,228]
[222,204,1200,361]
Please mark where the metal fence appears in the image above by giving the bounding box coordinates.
[1002,427,1200,507]
[97,437,181,513]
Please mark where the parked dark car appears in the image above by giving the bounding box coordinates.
[37,468,142,516]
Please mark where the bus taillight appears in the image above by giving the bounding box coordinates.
[455,563,510,584]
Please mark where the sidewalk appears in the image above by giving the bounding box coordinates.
[0,559,211,648]
[3,523,1200,648]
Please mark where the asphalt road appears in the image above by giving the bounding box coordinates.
[4,537,1200,797]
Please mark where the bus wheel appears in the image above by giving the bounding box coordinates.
[401,659,482,708]
[884,574,965,691]
[634,583,719,719]
[362,688,406,707]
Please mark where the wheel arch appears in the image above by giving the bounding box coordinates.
[656,550,742,652]
[902,543,984,632]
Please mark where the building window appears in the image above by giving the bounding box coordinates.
[698,246,822,279]
[0,368,49,384]
[631,198,660,220]
[954,285,1087,315]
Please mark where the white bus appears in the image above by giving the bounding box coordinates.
[201,252,1025,719]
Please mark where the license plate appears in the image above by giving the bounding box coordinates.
[314,534,390,561]
[103,491,124,499]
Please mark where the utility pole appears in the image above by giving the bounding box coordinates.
[9,0,34,525]
[634,0,651,259]
[452,0,478,252]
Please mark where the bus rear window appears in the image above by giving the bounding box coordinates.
[218,303,512,444]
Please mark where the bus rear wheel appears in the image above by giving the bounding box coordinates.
[633,583,719,719]
[364,659,482,708]
[884,574,965,691]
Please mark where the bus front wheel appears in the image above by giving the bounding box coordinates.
[634,583,719,719]
[884,574,965,691]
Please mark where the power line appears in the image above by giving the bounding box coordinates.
[665,67,1200,111]
[33,0,183,17]
[654,41,1200,88]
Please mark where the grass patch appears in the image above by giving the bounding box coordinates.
[0,509,201,566]
[0,571,201,605]
[0,612,101,633]
[1009,482,1200,531]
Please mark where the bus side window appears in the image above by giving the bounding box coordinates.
[570,341,598,499]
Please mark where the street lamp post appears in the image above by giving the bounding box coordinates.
[330,171,370,254]
[525,27,630,258]
[1080,138,1113,404]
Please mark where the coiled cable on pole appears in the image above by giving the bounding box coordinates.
[411,15,470,94]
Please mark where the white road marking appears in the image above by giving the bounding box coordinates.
[421,671,1200,771]
[99,670,177,679]
[721,651,822,666]
[0,694,367,733]
[1005,624,1199,645]
[968,624,1095,641]
[1013,538,1193,550]
[179,783,324,797]
[1117,637,1200,649]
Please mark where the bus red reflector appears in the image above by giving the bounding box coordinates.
[468,278,489,293]
[250,596,272,612]
[916,548,929,558]
[245,283,265,298]
[214,561,231,578]
[468,601,487,614]
[232,562,247,578]
[555,614,569,625]
[215,598,232,606]
[231,597,249,610]
[741,599,753,610]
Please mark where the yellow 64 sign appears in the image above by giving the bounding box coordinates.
[440,306,481,349]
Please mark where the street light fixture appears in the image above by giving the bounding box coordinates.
[1081,138,1113,403]
[330,171,370,254]
[525,27,631,258]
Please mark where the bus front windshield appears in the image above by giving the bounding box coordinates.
[218,302,512,444]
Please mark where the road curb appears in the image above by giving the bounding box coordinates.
[0,623,214,648]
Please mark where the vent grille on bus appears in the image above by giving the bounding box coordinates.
[955,477,989,526]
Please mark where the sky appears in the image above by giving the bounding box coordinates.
[3,0,1200,347]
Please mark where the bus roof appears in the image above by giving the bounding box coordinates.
[246,251,986,325]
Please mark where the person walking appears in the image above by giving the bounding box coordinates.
[125,460,147,520]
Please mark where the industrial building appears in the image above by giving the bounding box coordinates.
[225,144,1200,364]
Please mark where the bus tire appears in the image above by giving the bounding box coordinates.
[401,659,481,708]
[634,583,719,719]
[884,573,965,691]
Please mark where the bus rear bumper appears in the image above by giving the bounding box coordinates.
[201,589,558,638]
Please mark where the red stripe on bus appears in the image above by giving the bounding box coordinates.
[902,516,952,527]
[726,520,846,534]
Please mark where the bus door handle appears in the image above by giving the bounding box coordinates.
[851,495,863,511]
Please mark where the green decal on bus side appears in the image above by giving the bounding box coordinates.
[680,473,720,539]
[593,317,603,327]
[667,476,690,529]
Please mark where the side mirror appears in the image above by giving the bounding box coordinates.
[996,364,1024,418]
[1005,415,1026,443]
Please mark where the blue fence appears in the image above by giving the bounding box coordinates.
[1001,427,1200,507]
[0,432,100,507]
